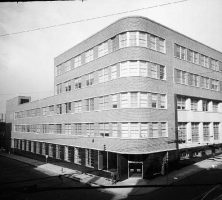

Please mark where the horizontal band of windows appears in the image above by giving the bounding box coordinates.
[14,122,168,139]
[56,31,166,76]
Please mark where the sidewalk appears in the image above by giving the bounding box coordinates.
[1,152,222,198]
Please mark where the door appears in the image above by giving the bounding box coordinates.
[128,162,143,178]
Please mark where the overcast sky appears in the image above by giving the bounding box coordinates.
[0,0,222,114]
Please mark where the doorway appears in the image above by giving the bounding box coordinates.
[128,161,143,178]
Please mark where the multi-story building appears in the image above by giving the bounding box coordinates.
[6,16,222,179]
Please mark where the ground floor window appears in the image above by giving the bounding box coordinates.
[31,141,35,153]
[22,140,25,150]
[42,143,46,155]
[56,144,60,159]
[178,123,187,142]
[36,142,40,154]
[191,123,199,142]
[26,140,30,151]
[203,123,210,142]
[214,123,219,140]
[64,146,69,161]
[48,144,53,157]
[74,147,81,164]
[85,149,94,167]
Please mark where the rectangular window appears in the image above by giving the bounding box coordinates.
[202,100,209,111]
[177,96,186,110]
[152,123,159,138]
[99,96,109,110]
[141,123,148,138]
[86,98,94,111]
[112,94,118,108]
[42,143,46,155]
[187,49,194,62]
[151,63,158,78]
[98,68,109,83]
[85,149,93,167]
[160,94,166,109]
[212,102,218,112]
[56,83,62,94]
[175,69,182,83]
[119,33,127,48]
[64,80,71,92]
[42,107,47,116]
[175,44,180,58]
[140,92,148,108]
[191,99,198,111]
[213,123,219,140]
[178,123,187,142]
[74,101,82,113]
[130,123,139,138]
[112,123,118,137]
[55,124,62,134]
[180,46,186,60]
[65,124,72,134]
[139,32,147,47]
[194,52,199,64]
[86,123,94,136]
[120,61,128,77]
[65,102,72,113]
[129,31,137,46]
[56,104,62,114]
[159,65,165,80]
[203,123,210,142]
[74,124,82,135]
[191,123,199,142]
[130,92,138,108]
[139,61,147,76]
[74,147,81,164]
[129,61,139,76]
[157,38,165,53]
[98,41,108,57]
[74,77,81,89]
[121,123,129,138]
[160,122,167,137]
[86,73,94,86]
[181,71,187,84]
[85,49,94,63]
[149,34,156,50]
[99,123,109,137]
[151,94,157,108]
[211,80,219,91]
[120,93,129,108]
[74,55,81,68]
[111,65,117,80]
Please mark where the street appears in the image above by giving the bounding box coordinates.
[0,156,113,200]
[126,160,222,200]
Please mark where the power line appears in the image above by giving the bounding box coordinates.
[0,0,190,37]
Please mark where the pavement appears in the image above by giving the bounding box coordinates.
[1,151,222,199]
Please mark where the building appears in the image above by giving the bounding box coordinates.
[6,16,222,179]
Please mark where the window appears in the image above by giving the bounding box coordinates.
[139,32,147,47]
[160,122,167,137]
[65,124,72,134]
[159,65,165,80]
[187,49,194,62]
[56,83,62,94]
[112,123,118,137]
[149,34,156,50]
[98,41,108,57]
[86,73,94,86]
[65,102,72,113]
[42,143,46,155]
[151,94,157,108]
[130,123,139,138]
[160,94,166,109]
[194,52,199,64]
[211,80,219,91]
[74,77,81,89]
[99,96,109,110]
[74,147,81,164]
[85,49,94,63]
[85,149,93,167]
[86,98,94,111]
[119,33,127,48]
[121,123,129,138]
[141,123,149,138]
[152,123,159,138]
[178,123,187,142]
[74,101,82,113]
[157,38,165,53]
[48,144,53,157]
[212,102,218,112]
[48,105,54,115]
[36,142,40,154]
[112,94,118,108]
[120,93,129,108]
[64,60,71,72]
[139,61,147,76]
[99,123,109,137]
[213,123,219,140]
[202,100,209,111]
[64,80,71,92]
[56,104,62,114]
[177,96,186,110]
[55,124,62,134]
[129,61,139,76]
[191,123,199,142]
[191,99,198,111]
[56,64,62,76]
[98,68,109,83]
[175,44,180,58]
[74,55,81,68]
[140,93,148,108]
[130,93,138,108]
[200,54,205,67]
[151,63,158,78]
[74,123,82,135]
[120,61,128,77]
[203,123,210,142]
[129,31,137,46]
[181,46,186,60]
[42,107,47,116]
[111,65,117,80]
[86,123,94,136]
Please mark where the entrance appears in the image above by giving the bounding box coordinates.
[128,161,143,178]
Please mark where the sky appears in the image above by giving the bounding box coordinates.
[0,0,222,115]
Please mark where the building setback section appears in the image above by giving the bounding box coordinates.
[6,16,222,179]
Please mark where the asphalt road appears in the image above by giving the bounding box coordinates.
[0,156,114,200]
[126,162,222,200]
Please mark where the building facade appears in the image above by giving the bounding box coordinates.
[6,16,222,179]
